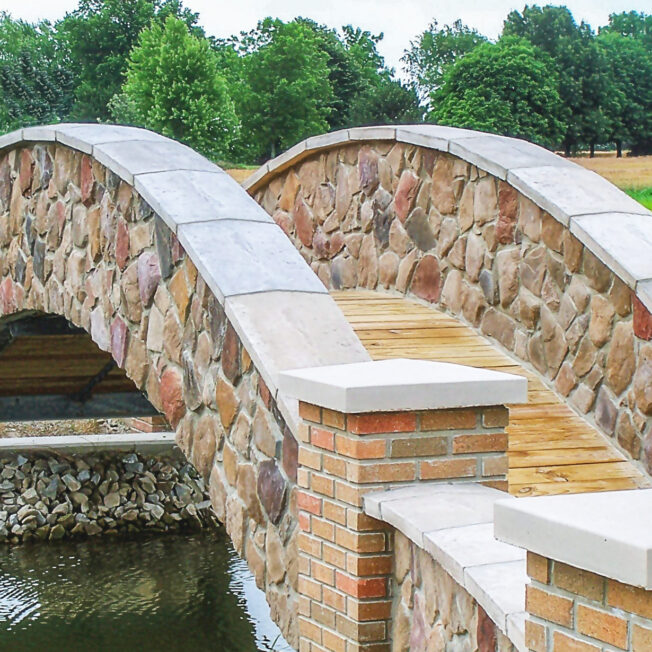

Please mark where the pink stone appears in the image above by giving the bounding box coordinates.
[160,367,186,428]
[634,294,652,341]
[358,146,379,195]
[273,210,292,236]
[410,255,441,303]
[80,155,94,205]
[394,170,419,223]
[19,149,33,193]
[110,316,129,368]
[496,181,518,244]
[137,252,161,306]
[0,278,15,314]
[115,219,129,271]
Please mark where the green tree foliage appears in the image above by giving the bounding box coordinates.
[57,0,200,122]
[502,5,611,155]
[601,10,651,46]
[432,37,565,147]
[111,16,238,159]
[347,78,424,126]
[402,19,487,105]
[0,13,73,132]
[231,18,334,160]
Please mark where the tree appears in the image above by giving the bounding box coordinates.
[347,79,424,126]
[0,13,73,133]
[56,0,200,122]
[502,5,610,155]
[402,19,487,106]
[597,31,652,156]
[601,11,651,46]
[111,16,238,159]
[431,37,565,147]
[235,18,334,160]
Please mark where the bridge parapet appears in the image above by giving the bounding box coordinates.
[280,358,526,651]
[248,125,652,478]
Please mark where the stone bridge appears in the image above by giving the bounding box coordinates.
[1,123,651,652]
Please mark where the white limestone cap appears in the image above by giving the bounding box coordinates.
[278,358,527,413]
[494,489,652,589]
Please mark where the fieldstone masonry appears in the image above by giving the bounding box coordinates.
[251,138,652,477]
[293,399,510,651]
[0,142,300,645]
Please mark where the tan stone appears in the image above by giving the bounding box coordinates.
[465,233,486,282]
[584,250,612,292]
[520,289,541,330]
[226,493,246,554]
[216,377,239,430]
[396,250,418,293]
[266,526,286,584]
[441,269,464,314]
[541,213,564,253]
[541,307,568,375]
[389,218,410,256]
[518,195,541,242]
[120,262,142,323]
[169,267,191,323]
[589,295,615,347]
[634,345,652,415]
[609,277,631,317]
[236,463,264,524]
[461,284,486,326]
[192,413,219,479]
[334,164,352,220]
[253,409,277,458]
[379,251,399,288]
[605,322,636,395]
[358,233,378,289]
[279,171,299,212]
[430,156,456,215]
[124,336,148,388]
[473,177,497,225]
[458,183,474,232]
[496,248,520,308]
[563,231,583,272]
[573,336,597,377]
[555,362,578,397]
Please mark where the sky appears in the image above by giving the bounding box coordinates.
[1,0,648,74]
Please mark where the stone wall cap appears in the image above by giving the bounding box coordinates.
[279,358,527,413]
[494,489,652,589]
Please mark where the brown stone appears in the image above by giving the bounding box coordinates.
[448,236,466,269]
[496,182,518,244]
[518,195,541,242]
[397,249,418,293]
[216,377,239,430]
[395,170,419,222]
[609,277,631,317]
[441,269,464,313]
[293,194,314,247]
[520,246,546,296]
[520,289,541,330]
[616,412,641,460]
[124,336,148,390]
[477,606,497,652]
[225,494,246,554]
[266,526,286,584]
[437,217,458,257]
[379,251,399,288]
[120,262,142,324]
[282,428,298,483]
[573,337,597,377]
[541,307,568,375]
[430,157,456,215]
[589,295,615,347]
[474,177,497,225]
[115,219,129,271]
[634,295,652,340]
[237,463,264,524]
[541,213,564,253]
[358,146,379,195]
[571,384,595,413]
[481,309,515,350]
[458,183,474,232]
[605,322,636,395]
[168,267,191,323]
[222,323,241,385]
[555,362,578,397]
[181,349,201,411]
[634,345,652,415]
[410,255,441,303]
[358,233,378,289]
[584,250,612,292]
[335,164,352,220]
[257,459,286,524]
[461,285,486,326]
[279,171,299,212]
[563,231,583,273]
[192,413,218,479]
[160,367,186,427]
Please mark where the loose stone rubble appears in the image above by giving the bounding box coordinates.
[0,451,214,544]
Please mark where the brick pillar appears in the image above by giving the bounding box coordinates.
[279,359,526,652]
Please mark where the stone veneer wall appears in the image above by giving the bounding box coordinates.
[250,137,652,476]
[393,531,516,652]
[525,551,652,651]
[0,143,301,645]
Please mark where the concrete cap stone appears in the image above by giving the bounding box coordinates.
[55,123,164,153]
[278,358,527,413]
[508,165,650,226]
[570,212,652,289]
[0,129,24,151]
[494,489,652,589]
[134,169,272,232]
[177,220,327,302]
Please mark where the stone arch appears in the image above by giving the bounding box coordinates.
[0,124,370,647]
[246,125,652,476]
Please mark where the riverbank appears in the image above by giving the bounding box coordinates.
[0,445,215,544]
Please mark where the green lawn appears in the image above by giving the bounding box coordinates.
[625,187,652,211]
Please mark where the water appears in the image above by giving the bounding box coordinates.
[0,530,293,652]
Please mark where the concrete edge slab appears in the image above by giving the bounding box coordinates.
[0,129,23,151]
[0,432,178,456]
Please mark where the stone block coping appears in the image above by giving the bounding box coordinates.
[0,124,371,430]
[0,432,178,455]
[244,124,652,314]
[278,358,527,413]
[494,489,652,590]
[363,483,527,650]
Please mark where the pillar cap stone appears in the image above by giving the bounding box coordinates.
[494,489,652,589]
[278,358,527,413]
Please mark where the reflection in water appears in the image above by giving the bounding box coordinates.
[0,530,293,652]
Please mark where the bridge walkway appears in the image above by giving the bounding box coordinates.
[332,290,649,497]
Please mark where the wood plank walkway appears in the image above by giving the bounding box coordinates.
[332,290,649,497]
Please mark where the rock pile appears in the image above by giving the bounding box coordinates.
[0,451,215,544]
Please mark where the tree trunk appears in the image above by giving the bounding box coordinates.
[616,141,623,158]
[590,143,595,158]
[564,141,571,157]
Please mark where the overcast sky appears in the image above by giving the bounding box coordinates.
[1,0,648,74]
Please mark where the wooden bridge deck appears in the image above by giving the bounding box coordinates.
[332,290,649,497]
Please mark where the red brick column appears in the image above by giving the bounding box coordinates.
[295,402,510,651]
